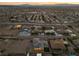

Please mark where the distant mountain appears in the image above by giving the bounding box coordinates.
[18,4,79,8]
[0,4,79,8]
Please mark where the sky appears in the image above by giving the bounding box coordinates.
[0,2,67,5]
[0,0,79,5]
[0,0,79,2]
